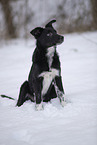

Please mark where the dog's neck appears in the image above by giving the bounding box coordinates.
[36,42,57,70]
[46,46,56,70]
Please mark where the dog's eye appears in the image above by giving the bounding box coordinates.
[47,32,53,37]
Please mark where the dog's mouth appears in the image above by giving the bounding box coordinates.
[59,36,64,43]
[57,36,64,45]
[46,36,64,48]
[52,36,64,47]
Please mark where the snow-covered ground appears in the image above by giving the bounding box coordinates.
[0,32,97,145]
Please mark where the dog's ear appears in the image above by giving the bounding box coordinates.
[45,20,56,28]
[30,27,44,39]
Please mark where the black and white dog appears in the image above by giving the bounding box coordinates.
[17,20,66,110]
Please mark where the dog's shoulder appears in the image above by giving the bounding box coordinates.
[32,47,47,65]
[54,50,59,60]
[52,51,61,69]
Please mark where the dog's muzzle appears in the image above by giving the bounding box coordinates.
[59,36,64,44]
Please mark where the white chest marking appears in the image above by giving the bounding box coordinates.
[39,68,59,96]
[46,47,55,69]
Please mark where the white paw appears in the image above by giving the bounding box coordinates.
[59,95,66,107]
[35,104,44,111]
[60,100,66,107]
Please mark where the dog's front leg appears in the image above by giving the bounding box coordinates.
[35,94,44,111]
[33,78,43,111]
[54,76,66,107]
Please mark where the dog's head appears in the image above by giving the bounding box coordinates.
[30,20,64,48]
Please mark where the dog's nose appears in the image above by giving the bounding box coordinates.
[60,36,64,41]
[59,35,64,43]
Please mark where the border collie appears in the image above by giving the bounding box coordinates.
[16,20,66,110]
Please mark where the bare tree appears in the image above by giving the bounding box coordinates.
[91,0,97,29]
[0,0,17,38]
[56,0,67,34]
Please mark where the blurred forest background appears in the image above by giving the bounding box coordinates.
[0,0,97,40]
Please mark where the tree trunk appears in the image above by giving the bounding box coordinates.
[91,0,97,29]
[0,0,17,38]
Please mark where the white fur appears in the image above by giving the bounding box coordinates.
[60,98,66,107]
[39,68,59,96]
[35,104,44,111]
[46,47,55,69]
[38,47,58,96]
[52,81,66,107]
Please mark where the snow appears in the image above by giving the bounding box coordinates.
[0,32,97,145]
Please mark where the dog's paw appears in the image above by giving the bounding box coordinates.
[59,95,66,107]
[35,104,44,111]
[60,100,66,107]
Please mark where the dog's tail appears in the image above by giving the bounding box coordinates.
[0,94,15,100]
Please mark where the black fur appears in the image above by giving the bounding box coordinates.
[16,20,65,108]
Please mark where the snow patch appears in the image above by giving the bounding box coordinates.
[0,32,97,145]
